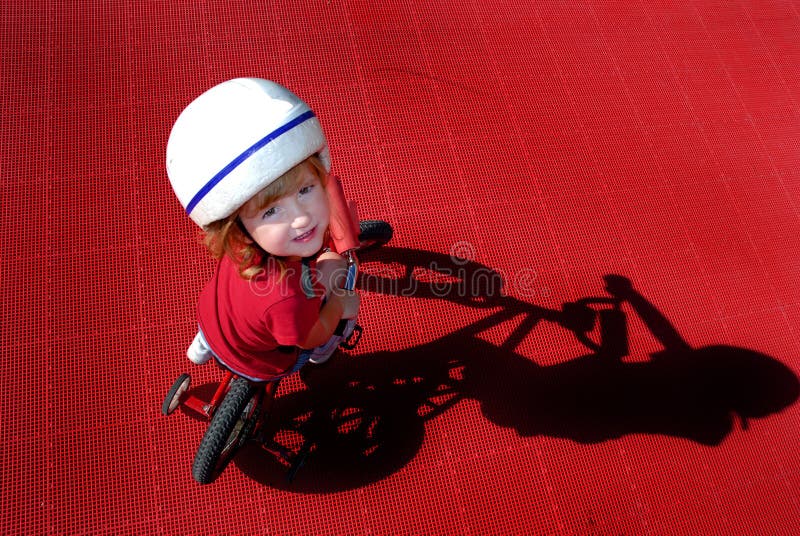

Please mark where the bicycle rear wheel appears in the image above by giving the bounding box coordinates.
[162,373,191,416]
[192,377,262,484]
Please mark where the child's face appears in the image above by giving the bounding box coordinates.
[239,164,330,260]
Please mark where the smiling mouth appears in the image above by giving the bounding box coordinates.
[293,226,317,242]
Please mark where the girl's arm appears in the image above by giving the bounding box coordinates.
[298,290,359,349]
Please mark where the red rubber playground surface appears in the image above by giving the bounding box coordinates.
[3,1,800,534]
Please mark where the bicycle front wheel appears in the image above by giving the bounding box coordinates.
[358,220,393,252]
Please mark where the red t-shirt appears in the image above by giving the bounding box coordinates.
[197,255,324,381]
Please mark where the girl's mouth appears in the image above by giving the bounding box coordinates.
[292,226,317,242]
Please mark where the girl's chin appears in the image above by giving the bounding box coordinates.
[286,238,325,259]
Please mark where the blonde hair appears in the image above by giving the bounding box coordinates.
[202,155,329,279]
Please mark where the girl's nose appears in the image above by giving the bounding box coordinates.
[290,203,311,229]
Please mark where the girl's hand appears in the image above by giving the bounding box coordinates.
[317,251,347,293]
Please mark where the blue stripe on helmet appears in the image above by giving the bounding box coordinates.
[186,109,317,216]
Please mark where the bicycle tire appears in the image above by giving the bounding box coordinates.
[162,373,191,416]
[358,220,393,252]
[192,377,261,484]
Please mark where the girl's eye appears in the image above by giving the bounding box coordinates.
[262,207,277,219]
[299,184,314,195]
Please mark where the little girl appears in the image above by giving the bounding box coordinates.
[165,78,359,381]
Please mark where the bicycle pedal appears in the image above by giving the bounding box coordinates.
[339,324,363,350]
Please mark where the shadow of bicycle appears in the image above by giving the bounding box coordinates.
[235,247,799,492]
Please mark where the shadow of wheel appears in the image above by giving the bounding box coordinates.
[235,386,425,492]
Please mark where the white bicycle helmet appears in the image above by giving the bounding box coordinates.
[166,78,331,228]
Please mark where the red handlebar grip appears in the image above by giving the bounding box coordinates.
[348,199,360,239]
[327,175,360,253]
